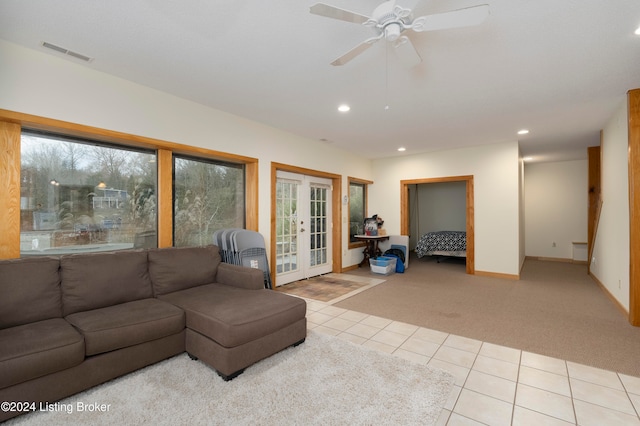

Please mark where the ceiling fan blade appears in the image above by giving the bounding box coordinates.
[330,37,381,66]
[310,3,371,24]
[411,4,490,32]
[393,36,422,68]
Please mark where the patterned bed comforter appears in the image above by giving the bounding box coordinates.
[415,231,466,258]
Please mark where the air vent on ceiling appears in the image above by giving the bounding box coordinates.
[41,41,94,62]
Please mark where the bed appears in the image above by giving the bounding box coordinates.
[415,231,466,259]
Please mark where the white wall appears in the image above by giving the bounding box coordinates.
[408,181,466,249]
[1,40,526,276]
[591,100,630,310]
[0,40,373,268]
[369,142,521,276]
[524,160,588,259]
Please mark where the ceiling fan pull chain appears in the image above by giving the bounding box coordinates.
[384,42,390,111]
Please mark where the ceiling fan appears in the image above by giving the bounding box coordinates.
[310,1,489,67]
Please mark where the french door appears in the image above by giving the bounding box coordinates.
[275,171,333,286]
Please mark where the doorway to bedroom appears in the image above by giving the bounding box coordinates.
[400,176,475,274]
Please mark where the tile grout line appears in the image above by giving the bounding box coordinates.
[509,348,523,426]
[450,341,482,424]
[618,373,640,419]
[567,369,579,426]
[306,298,640,424]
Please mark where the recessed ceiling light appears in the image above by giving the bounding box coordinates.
[635,25,640,35]
[397,147,406,152]
[338,104,350,112]
[517,129,530,135]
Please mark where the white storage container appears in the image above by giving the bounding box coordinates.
[369,256,397,275]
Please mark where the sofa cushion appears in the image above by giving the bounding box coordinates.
[0,318,84,389]
[61,250,152,316]
[149,245,221,296]
[65,298,185,356]
[159,284,306,348]
[0,256,62,329]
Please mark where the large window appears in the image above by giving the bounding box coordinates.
[348,178,371,245]
[173,155,245,247]
[20,131,157,255]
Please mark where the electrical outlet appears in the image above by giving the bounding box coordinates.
[592,256,596,265]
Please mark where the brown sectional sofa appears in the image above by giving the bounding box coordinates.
[0,245,306,422]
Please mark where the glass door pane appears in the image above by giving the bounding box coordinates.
[275,172,332,286]
[275,178,302,282]
[309,184,328,268]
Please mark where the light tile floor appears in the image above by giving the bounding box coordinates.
[301,296,640,425]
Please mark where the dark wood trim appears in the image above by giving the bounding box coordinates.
[587,144,602,275]
[270,162,342,287]
[628,88,640,326]
[400,175,475,275]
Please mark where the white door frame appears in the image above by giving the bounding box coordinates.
[271,163,342,287]
[275,171,333,285]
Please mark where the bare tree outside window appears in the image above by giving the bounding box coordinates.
[173,156,245,247]
[19,132,157,255]
[349,181,366,243]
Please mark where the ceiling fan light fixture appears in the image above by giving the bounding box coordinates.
[384,23,402,41]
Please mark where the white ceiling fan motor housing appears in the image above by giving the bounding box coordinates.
[372,1,412,42]
[384,23,402,41]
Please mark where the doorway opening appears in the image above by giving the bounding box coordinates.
[400,176,475,274]
[271,163,342,287]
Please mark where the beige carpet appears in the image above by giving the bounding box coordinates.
[336,255,640,377]
[8,331,454,426]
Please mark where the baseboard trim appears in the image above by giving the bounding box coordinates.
[341,264,359,273]
[525,256,588,265]
[589,272,630,319]
[474,270,519,280]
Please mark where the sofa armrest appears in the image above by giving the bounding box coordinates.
[216,263,265,290]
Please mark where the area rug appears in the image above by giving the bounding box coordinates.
[279,273,385,303]
[9,331,455,426]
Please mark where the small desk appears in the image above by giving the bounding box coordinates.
[354,234,390,267]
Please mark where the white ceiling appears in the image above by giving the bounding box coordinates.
[1,0,639,161]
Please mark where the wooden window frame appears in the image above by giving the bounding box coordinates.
[0,109,258,259]
[347,177,373,250]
